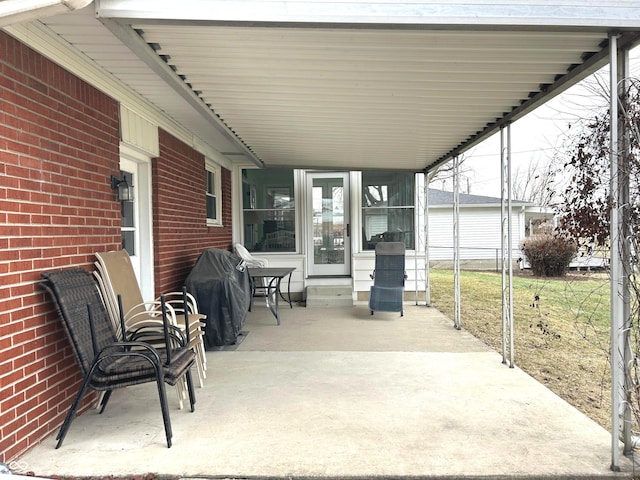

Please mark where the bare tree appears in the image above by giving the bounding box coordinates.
[511,157,557,206]
[556,76,640,438]
[427,154,473,193]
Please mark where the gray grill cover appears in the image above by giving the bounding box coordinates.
[185,248,250,348]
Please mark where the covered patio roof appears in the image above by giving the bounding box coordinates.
[9,1,640,172]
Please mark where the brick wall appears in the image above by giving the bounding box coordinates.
[0,32,238,463]
[0,33,122,462]
[152,129,233,295]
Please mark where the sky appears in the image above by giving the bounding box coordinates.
[440,46,640,200]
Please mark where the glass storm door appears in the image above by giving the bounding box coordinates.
[119,158,139,278]
[120,149,154,302]
[307,172,351,276]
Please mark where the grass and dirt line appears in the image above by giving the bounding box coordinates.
[429,269,611,430]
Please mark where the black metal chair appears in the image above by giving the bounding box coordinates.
[369,242,407,316]
[41,268,196,448]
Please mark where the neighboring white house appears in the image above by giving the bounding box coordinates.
[426,188,554,270]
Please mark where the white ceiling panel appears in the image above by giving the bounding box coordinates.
[132,25,606,170]
[36,3,640,171]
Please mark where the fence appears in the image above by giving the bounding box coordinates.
[423,245,609,272]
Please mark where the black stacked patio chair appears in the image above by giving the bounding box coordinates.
[41,268,196,449]
[369,241,407,316]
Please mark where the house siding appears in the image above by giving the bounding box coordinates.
[0,31,121,462]
[428,206,523,261]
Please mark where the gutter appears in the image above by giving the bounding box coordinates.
[0,0,92,27]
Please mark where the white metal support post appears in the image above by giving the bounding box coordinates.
[453,155,461,329]
[414,174,419,304]
[618,45,632,457]
[424,173,431,306]
[609,34,633,469]
[500,124,515,367]
[501,127,507,364]
[609,33,624,471]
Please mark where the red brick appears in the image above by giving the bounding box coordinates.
[0,34,120,464]
[0,390,24,412]
[0,29,239,464]
[152,130,233,294]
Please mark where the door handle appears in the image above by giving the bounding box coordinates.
[346,223,350,237]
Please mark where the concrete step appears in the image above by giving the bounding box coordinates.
[305,285,353,307]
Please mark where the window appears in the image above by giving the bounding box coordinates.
[242,168,295,252]
[362,171,415,250]
[119,169,136,255]
[206,161,222,226]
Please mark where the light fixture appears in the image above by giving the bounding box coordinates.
[111,175,134,202]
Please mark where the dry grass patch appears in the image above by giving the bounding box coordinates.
[429,269,611,430]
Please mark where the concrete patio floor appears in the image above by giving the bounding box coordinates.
[17,302,637,479]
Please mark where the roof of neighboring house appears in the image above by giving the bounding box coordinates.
[428,188,530,207]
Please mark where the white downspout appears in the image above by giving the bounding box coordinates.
[0,0,92,27]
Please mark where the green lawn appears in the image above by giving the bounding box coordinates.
[428,269,611,430]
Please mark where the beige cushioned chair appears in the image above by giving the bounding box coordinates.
[93,250,207,406]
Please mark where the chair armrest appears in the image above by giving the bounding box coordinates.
[99,340,163,365]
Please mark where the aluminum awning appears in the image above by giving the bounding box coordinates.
[25,1,640,171]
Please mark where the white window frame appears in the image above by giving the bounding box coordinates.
[206,159,222,227]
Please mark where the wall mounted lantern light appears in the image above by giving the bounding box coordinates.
[110,175,134,202]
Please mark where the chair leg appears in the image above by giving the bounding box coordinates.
[94,391,105,410]
[200,346,207,372]
[154,372,173,448]
[194,354,205,388]
[56,372,95,448]
[174,379,185,410]
[98,390,113,414]
[198,340,207,373]
[187,336,206,388]
[185,368,196,413]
